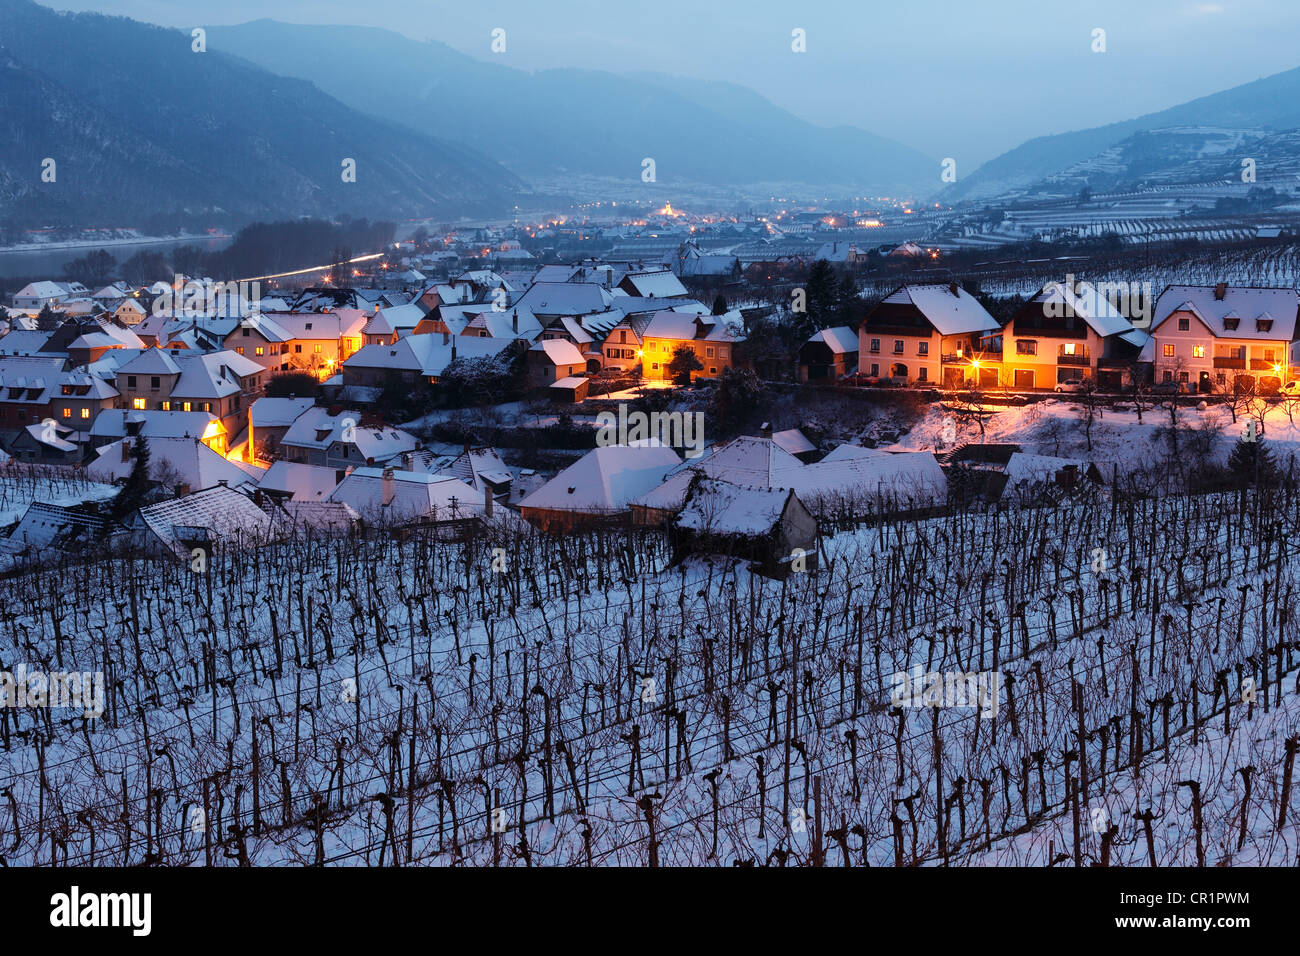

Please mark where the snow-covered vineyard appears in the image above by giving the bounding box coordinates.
[3,482,1299,866]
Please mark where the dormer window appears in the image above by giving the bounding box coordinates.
[1223,318,1240,331]
[1257,319,1274,333]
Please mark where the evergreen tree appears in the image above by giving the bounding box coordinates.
[1227,435,1277,486]
[667,345,704,385]
[112,436,152,521]
[711,294,729,316]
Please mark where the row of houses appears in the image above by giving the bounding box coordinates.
[800,281,1300,394]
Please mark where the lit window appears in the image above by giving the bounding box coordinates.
[255,347,265,356]
[80,408,90,420]
[1192,345,1205,358]
[161,401,171,411]
[182,401,192,412]
[61,407,71,418]
[314,345,322,353]
[1063,343,1076,355]
[132,398,146,410]
[1163,345,1175,357]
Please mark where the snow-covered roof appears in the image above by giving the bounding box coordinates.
[1151,285,1299,340]
[1032,281,1134,338]
[530,338,586,366]
[770,428,816,456]
[87,437,264,488]
[250,397,317,428]
[879,284,1002,336]
[808,327,858,354]
[521,444,682,514]
[89,409,221,440]
[328,468,482,523]
[258,460,342,501]
[619,269,689,298]
[137,485,275,558]
[820,443,890,463]
[675,479,793,536]
[514,282,615,317]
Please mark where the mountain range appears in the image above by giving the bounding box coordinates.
[941,66,1300,202]
[205,19,935,197]
[0,0,523,229]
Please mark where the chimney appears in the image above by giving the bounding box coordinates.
[1214,282,1228,301]
[121,439,131,462]
[512,310,518,334]
[175,482,190,497]
[381,466,396,507]
[483,482,494,518]
[451,337,457,361]
[443,330,449,345]
[949,282,959,297]
[759,421,772,440]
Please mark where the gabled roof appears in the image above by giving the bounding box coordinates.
[514,282,615,317]
[619,270,689,299]
[89,409,221,440]
[1151,285,1300,340]
[1029,282,1133,338]
[521,444,681,514]
[87,437,264,488]
[249,397,317,428]
[807,327,858,354]
[328,468,482,522]
[137,485,275,559]
[876,284,1002,336]
[258,460,342,501]
[529,338,586,366]
[674,478,795,536]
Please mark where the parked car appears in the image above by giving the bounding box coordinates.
[1054,379,1087,393]
[1281,380,1300,396]
[1151,381,1190,396]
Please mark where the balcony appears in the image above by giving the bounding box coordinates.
[1250,358,1281,371]
[1056,352,1091,366]
[1213,356,1246,369]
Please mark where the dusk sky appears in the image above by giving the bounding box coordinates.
[47,0,1300,165]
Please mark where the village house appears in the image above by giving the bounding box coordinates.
[0,355,66,442]
[328,467,485,527]
[1002,281,1146,390]
[88,408,226,454]
[527,339,587,387]
[616,269,690,299]
[670,476,818,575]
[224,309,369,378]
[247,397,317,462]
[343,333,516,388]
[520,443,682,531]
[1150,284,1300,394]
[277,405,418,470]
[87,435,264,489]
[128,485,278,561]
[112,348,266,437]
[799,326,859,382]
[640,310,741,382]
[858,283,1002,387]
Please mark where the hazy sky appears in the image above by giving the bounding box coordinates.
[49,0,1300,166]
